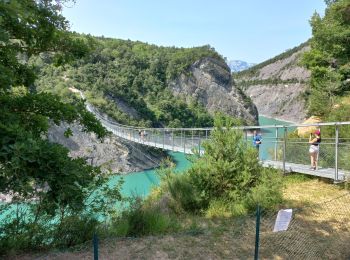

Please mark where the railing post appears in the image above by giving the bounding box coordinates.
[172,130,174,151]
[254,205,261,260]
[163,129,165,149]
[198,131,201,156]
[192,130,194,148]
[182,130,185,153]
[154,130,156,147]
[93,233,99,260]
[335,124,339,182]
[205,129,208,140]
[245,129,248,145]
[274,126,278,161]
[283,126,287,174]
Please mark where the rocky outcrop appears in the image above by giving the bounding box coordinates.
[236,45,311,123]
[48,123,164,174]
[244,83,307,123]
[168,57,259,125]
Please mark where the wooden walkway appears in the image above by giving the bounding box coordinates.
[262,160,349,181]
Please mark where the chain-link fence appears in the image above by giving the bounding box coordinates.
[257,192,350,259]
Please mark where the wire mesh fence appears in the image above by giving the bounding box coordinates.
[258,192,350,259]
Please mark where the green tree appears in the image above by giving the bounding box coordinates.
[302,0,350,117]
[0,0,110,216]
[0,1,124,254]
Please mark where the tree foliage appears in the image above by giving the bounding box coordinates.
[0,1,128,255]
[302,0,350,118]
[0,2,123,253]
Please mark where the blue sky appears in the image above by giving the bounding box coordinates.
[62,0,326,63]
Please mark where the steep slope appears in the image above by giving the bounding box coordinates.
[169,57,258,124]
[234,43,311,123]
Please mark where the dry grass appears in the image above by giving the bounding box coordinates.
[7,175,350,260]
[259,175,350,259]
[340,95,350,106]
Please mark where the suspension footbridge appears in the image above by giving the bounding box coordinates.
[71,88,350,182]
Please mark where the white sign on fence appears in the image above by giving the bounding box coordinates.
[273,209,293,232]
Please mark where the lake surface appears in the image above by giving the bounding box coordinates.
[112,151,192,198]
[258,116,293,160]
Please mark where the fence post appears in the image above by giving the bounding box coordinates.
[163,129,165,149]
[335,124,339,182]
[283,126,287,174]
[254,205,261,260]
[192,130,194,148]
[198,131,201,156]
[183,130,185,153]
[93,233,99,260]
[172,130,174,151]
[274,126,278,161]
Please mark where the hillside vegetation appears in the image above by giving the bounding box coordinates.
[33,37,227,128]
[302,0,350,124]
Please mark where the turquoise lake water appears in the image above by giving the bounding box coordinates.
[258,116,293,160]
[111,151,192,198]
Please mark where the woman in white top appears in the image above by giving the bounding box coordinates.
[309,129,321,170]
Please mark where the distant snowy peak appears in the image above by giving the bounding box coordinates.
[227,60,256,72]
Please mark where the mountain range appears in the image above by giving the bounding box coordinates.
[227,60,256,72]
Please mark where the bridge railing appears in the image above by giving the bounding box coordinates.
[249,123,350,181]
[98,112,350,181]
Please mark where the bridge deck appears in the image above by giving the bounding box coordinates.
[262,160,349,181]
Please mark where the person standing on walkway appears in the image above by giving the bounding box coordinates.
[309,129,321,170]
[253,130,262,158]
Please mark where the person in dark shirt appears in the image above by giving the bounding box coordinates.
[253,130,262,158]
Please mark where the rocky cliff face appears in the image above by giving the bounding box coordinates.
[235,45,311,123]
[48,123,164,174]
[169,57,259,125]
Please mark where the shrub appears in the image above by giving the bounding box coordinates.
[111,197,179,237]
[52,215,99,248]
[157,116,283,215]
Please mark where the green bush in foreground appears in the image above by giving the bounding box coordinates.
[157,116,283,216]
[111,197,180,237]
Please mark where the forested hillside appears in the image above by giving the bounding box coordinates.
[302,0,350,123]
[32,37,225,128]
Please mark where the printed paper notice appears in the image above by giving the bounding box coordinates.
[273,209,292,232]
